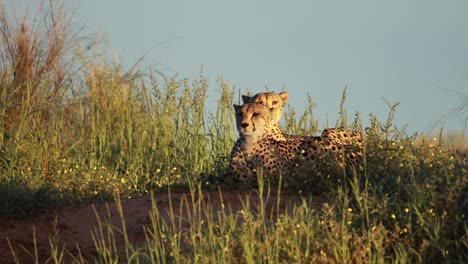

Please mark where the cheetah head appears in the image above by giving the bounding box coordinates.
[241,92,288,125]
[234,102,273,138]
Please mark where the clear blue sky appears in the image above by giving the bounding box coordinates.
[6,0,468,134]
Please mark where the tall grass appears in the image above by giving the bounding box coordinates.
[1,1,467,263]
[0,1,236,214]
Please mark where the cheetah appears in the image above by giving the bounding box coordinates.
[242,91,363,148]
[242,91,289,125]
[241,91,320,142]
[229,102,362,183]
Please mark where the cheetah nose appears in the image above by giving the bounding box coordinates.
[241,123,249,128]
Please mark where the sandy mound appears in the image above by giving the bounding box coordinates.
[0,189,325,263]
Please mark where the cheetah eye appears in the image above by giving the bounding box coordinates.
[272,100,278,105]
[252,112,260,117]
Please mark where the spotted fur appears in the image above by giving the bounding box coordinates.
[229,102,363,183]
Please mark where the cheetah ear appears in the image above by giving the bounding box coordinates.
[241,95,252,104]
[233,104,242,112]
[279,92,288,106]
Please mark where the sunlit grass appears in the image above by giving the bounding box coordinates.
[1,1,467,263]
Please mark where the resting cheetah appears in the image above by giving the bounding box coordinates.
[242,91,289,125]
[241,91,320,142]
[229,102,363,183]
[242,91,363,147]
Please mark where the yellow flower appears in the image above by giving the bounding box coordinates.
[391,214,396,219]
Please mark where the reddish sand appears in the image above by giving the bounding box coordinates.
[0,190,325,263]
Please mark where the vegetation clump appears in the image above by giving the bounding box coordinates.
[0,1,466,263]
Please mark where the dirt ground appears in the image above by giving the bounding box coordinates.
[0,189,326,263]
